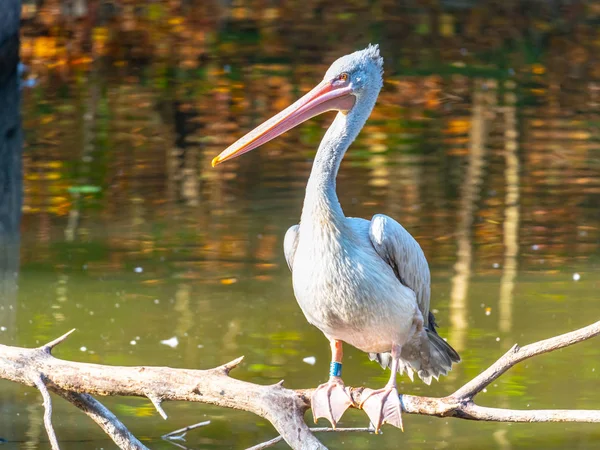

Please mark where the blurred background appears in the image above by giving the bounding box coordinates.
[0,0,599,448]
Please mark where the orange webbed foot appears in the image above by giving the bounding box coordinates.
[359,385,403,432]
[311,377,353,428]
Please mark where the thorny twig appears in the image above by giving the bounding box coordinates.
[162,421,211,441]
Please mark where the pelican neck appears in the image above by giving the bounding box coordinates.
[300,107,368,227]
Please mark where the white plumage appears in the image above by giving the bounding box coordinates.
[213,44,459,430]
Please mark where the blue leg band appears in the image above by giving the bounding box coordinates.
[329,361,342,377]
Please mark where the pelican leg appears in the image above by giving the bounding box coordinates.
[311,339,353,428]
[359,344,403,432]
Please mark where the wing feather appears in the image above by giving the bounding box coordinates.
[368,214,431,321]
[283,224,300,271]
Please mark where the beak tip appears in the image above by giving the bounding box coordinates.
[211,156,220,167]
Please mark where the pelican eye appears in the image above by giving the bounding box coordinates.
[338,73,349,82]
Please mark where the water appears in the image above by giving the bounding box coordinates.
[2,2,600,449]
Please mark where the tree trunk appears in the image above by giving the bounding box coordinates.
[0,0,23,444]
[0,0,22,342]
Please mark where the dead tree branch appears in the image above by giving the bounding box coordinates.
[33,375,59,450]
[452,320,600,400]
[54,390,148,450]
[0,321,599,450]
[245,427,374,450]
[162,420,211,440]
[0,335,322,450]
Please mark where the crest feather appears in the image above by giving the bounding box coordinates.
[364,43,384,73]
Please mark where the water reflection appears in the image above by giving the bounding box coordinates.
[449,80,492,354]
[8,1,600,449]
[24,403,43,450]
[499,83,520,335]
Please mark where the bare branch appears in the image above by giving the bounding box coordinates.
[246,427,374,450]
[0,344,323,450]
[41,329,76,354]
[246,436,282,450]
[162,420,211,440]
[217,355,245,374]
[54,390,149,450]
[459,404,600,423]
[1,321,600,450]
[452,320,600,400]
[148,394,168,419]
[33,376,59,450]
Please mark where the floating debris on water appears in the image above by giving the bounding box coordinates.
[302,356,316,365]
[161,337,179,348]
[573,273,581,281]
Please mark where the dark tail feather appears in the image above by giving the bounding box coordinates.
[422,328,460,381]
[426,310,460,367]
[369,319,460,385]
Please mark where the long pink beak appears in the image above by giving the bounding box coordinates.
[211,79,355,166]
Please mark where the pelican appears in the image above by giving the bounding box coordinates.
[212,44,460,431]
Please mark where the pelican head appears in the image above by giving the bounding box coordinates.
[212,44,384,166]
[324,44,383,105]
